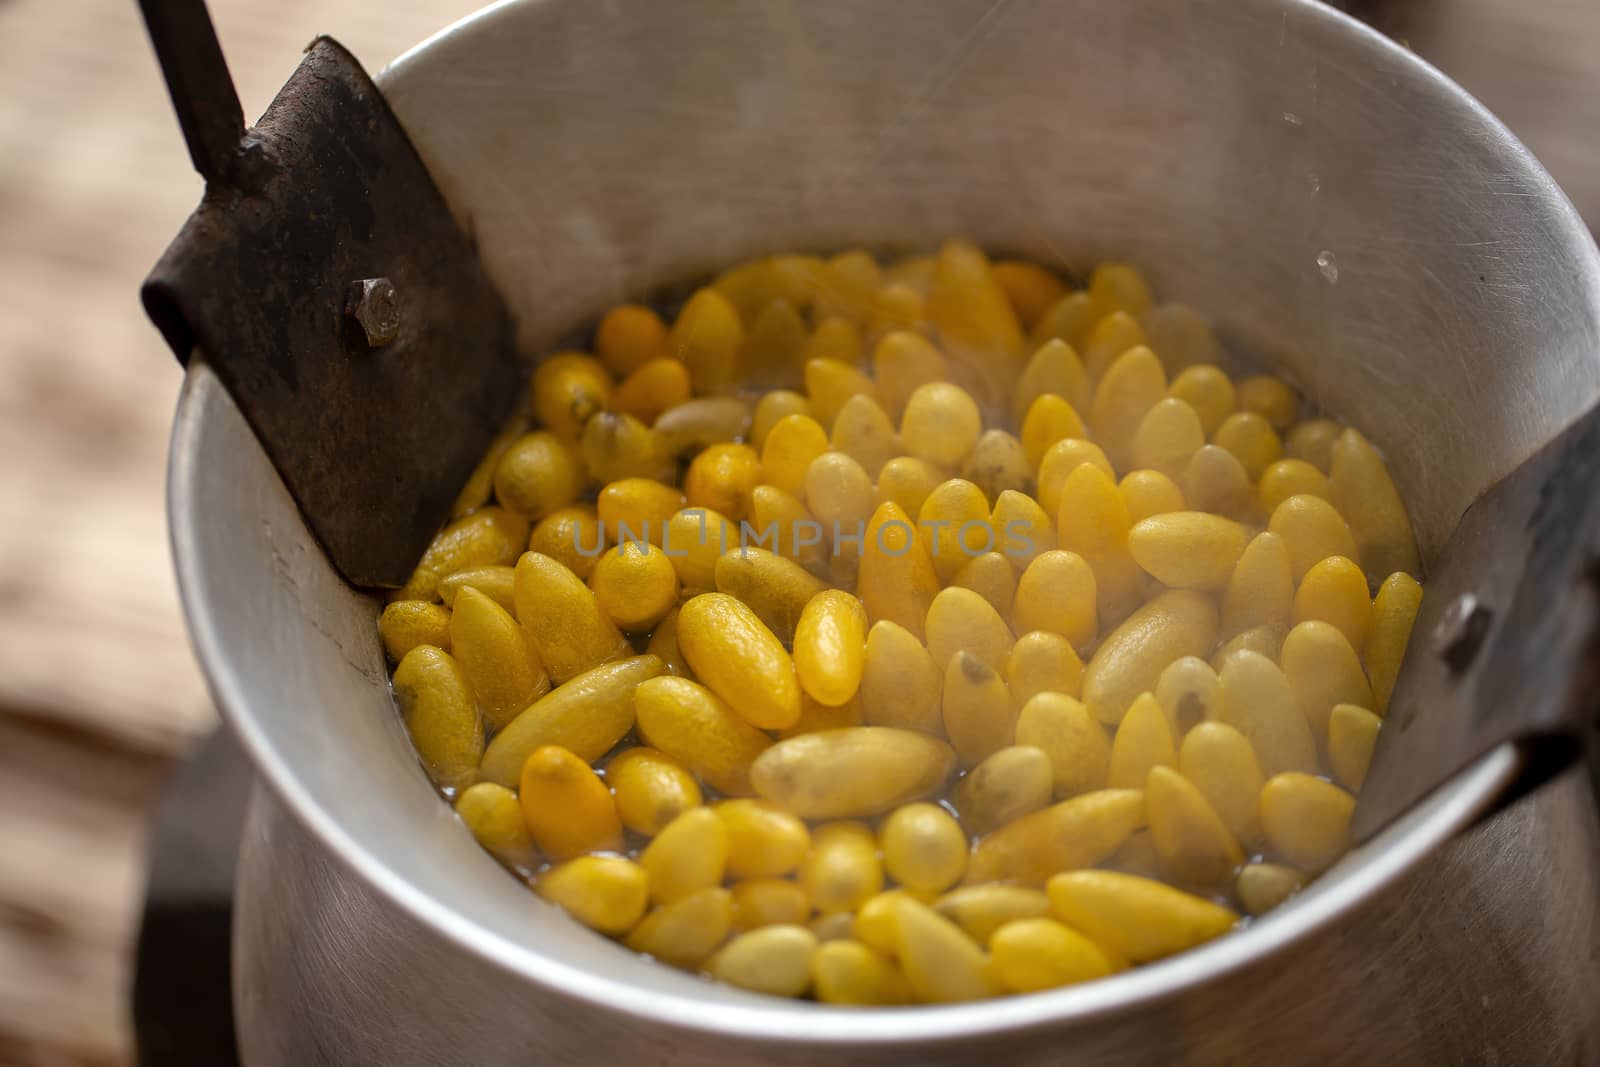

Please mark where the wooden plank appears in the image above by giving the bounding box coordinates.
[0,1,485,1062]
[0,717,170,1067]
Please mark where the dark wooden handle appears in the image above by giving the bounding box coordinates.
[136,0,245,184]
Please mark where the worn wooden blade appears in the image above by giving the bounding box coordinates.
[142,37,521,588]
[1354,401,1600,840]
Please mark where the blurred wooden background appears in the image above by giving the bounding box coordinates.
[0,0,1595,1064]
[0,2,483,1063]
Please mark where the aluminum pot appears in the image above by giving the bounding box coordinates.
[165,0,1600,1062]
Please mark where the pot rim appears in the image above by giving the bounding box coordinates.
[169,0,1557,1042]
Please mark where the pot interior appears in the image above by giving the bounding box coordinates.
[384,0,1600,562]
